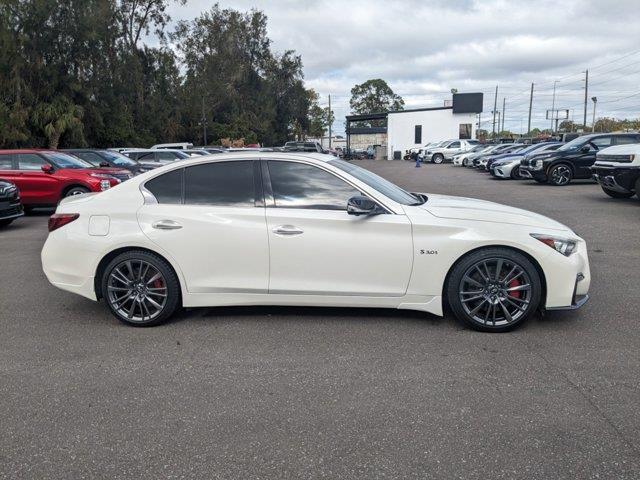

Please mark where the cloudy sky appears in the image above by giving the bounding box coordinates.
[167,0,640,135]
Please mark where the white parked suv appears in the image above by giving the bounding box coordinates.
[591,143,640,199]
[425,139,479,164]
[41,152,590,332]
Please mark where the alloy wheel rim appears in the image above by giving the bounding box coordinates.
[107,260,167,322]
[458,257,532,327]
[551,166,571,185]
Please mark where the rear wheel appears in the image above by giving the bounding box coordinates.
[432,153,444,164]
[447,248,542,332]
[601,187,634,199]
[101,250,180,327]
[548,164,573,186]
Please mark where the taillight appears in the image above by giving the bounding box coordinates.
[48,213,79,232]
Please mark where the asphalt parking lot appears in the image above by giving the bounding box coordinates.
[2,161,640,479]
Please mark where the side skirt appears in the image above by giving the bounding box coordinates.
[182,292,443,317]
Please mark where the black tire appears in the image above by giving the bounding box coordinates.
[446,248,542,333]
[601,187,634,199]
[0,218,14,227]
[432,153,444,164]
[64,186,90,197]
[636,178,640,200]
[462,158,468,167]
[548,164,573,186]
[510,166,522,179]
[101,250,181,327]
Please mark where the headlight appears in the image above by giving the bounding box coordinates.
[530,233,577,256]
[99,180,111,191]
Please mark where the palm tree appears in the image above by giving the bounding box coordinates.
[32,96,84,149]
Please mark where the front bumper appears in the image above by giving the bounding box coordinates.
[541,240,591,310]
[591,165,640,193]
[520,166,547,181]
[0,201,24,221]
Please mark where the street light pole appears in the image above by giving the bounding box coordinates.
[591,97,597,132]
[550,80,557,133]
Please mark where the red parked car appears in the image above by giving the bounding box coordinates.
[0,150,132,210]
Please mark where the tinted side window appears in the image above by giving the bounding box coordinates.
[449,141,460,148]
[18,154,47,170]
[145,169,183,204]
[614,136,640,145]
[590,137,612,149]
[138,152,156,161]
[268,161,360,210]
[184,161,254,206]
[0,154,13,169]
[157,151,177,161]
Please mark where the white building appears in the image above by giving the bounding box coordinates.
[345,93,483,159]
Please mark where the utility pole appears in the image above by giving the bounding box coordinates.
[492,85,498,138]
[501,97,506,133]
[583,69,589,129]
[550,80,557,133]
[527,83,534,135]
[200,97,207,146]
[328,94,332,150]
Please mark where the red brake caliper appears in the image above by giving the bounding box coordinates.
[508,278,521,299]
[153,278,164,289]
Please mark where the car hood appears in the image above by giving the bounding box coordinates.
[415,194,571,231]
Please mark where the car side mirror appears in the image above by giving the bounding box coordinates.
[41,164,54,174]
[580,145,591,153]
[99,161,110,167]
[347,195,382,216]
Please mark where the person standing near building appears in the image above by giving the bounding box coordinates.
[412,150,421,168]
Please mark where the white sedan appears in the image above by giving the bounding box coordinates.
[41,152,591,332]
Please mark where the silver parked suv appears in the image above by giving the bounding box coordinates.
[424,139,479,163]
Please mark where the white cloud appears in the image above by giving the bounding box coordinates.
[167,0,640,133]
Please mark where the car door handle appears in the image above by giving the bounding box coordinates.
[152,220,182,230]
[273,225,303,236]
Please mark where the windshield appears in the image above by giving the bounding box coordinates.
[42,152,93,169]
[329,159,422,205]
[558,136,588,151]
[101,151,137,166]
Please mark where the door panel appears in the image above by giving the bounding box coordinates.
[266,208,413,296]
[138,204,269,293]
[16,154,60,204]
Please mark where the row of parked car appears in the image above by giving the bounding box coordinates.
[0,141,347,227]
[415,134,640,200]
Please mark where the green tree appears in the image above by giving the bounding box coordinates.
[350,79,404,115]
[32,96,84,148]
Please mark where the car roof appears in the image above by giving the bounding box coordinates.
[0,149,56,154]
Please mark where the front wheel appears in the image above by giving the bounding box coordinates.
[64,186,90,197]
[510,166,522,179]
[432,153,444,164]
[548,164,573,186]
[101,250,181,327]
[446,248,542,332]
